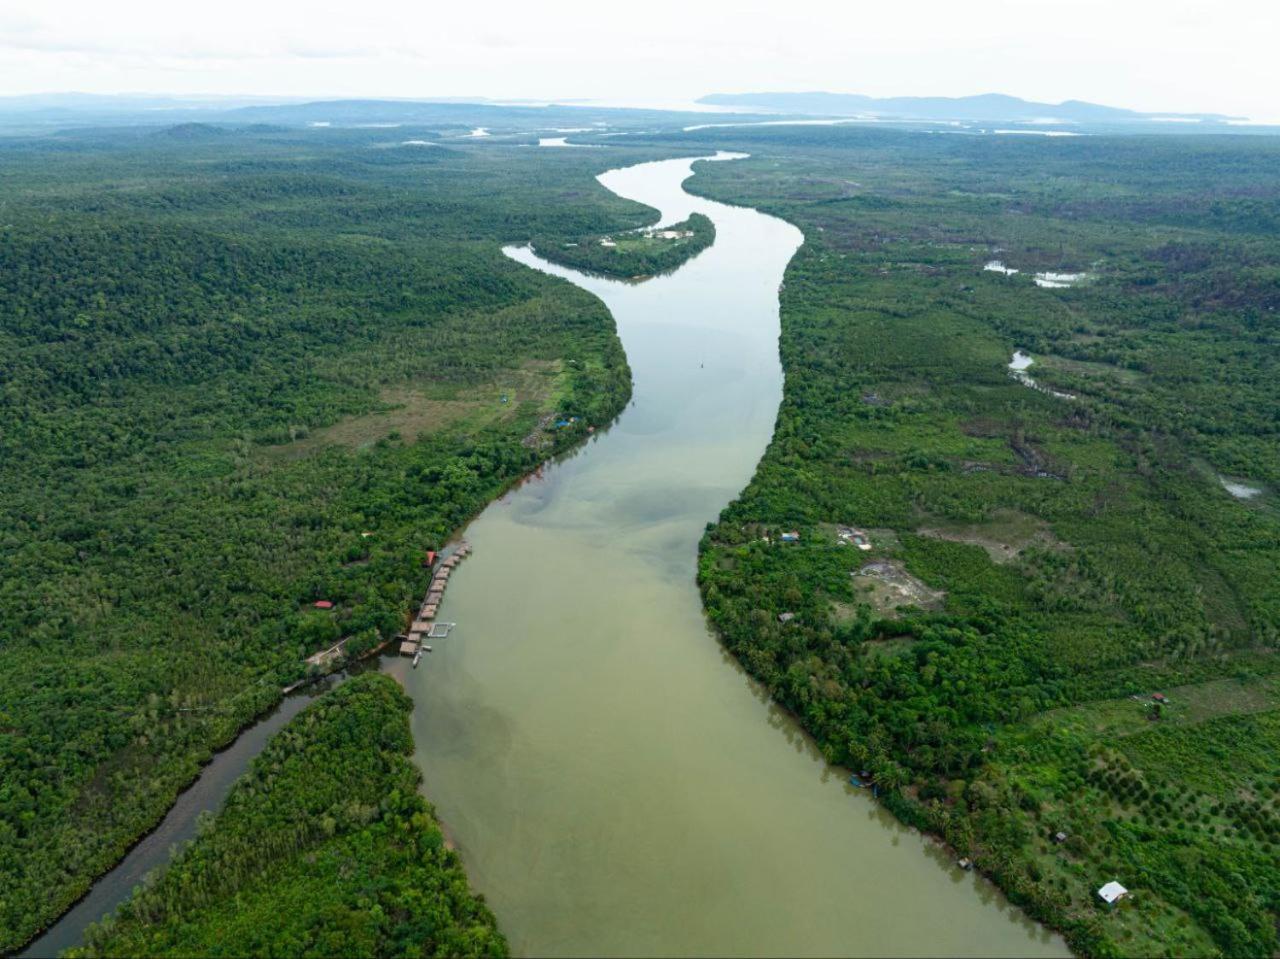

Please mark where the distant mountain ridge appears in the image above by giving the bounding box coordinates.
[697,91,1240,124]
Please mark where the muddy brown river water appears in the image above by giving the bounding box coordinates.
[388,154,1067,957]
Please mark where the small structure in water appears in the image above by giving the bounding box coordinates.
[428,622,456,639]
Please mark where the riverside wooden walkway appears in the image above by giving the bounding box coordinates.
[401,540,471,658]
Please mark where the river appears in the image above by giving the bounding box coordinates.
[385,154,1067,957]
[25,153,1066,958]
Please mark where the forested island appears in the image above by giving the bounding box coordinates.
[666,126,1280,957]
[68,674,506,956]
[532,212,714,278]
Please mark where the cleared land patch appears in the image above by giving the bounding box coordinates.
[852,559,946,616]
[263,360,565,460]
[916,507,1059,564]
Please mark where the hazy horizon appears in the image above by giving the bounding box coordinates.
[3,0,1278,123]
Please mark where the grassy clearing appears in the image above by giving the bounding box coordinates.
[264,360,566,460]
[917,507,1061,564]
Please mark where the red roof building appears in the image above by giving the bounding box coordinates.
[313,600,334,610]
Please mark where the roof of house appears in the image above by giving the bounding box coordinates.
[312,600,334,609]
[1098,881,1128,903]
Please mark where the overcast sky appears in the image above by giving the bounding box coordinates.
[2,0,1276,120]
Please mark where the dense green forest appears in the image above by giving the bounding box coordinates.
[7,110,1280,958]
[0,126,683,951]
[532,212,714,278]
[657,127,1280,957]
[68,673,506,957]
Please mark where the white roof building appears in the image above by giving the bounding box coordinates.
[1097,881,1128,904]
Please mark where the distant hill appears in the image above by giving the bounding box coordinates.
[697,91,1240,124]
[0,94,776,135]
[151,122,231,140]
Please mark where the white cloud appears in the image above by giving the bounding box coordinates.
[0,0,1275,120]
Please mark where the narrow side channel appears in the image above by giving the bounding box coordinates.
[20,674,355,957]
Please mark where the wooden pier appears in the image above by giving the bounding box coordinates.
[398,540,471,658]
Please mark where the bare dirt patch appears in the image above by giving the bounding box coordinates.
[853,559,945,616]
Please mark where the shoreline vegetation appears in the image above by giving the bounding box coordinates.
[531,212,714,279]
[674,126,1280,957]
[67,674,508,957]
[0,129,664,953]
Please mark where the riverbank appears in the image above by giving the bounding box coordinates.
[19,353,632,957]
[679,128,1280,958]
[1,133,653,954]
